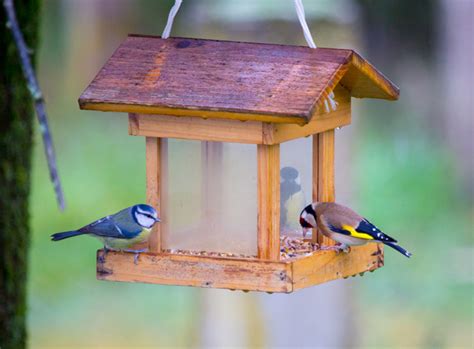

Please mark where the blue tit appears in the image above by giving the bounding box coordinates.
[300,202,412,258]
[280,166,306,232]
[51,204,160,251]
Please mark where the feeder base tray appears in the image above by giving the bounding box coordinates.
[96,243,383,293]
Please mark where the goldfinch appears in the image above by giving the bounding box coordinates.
[299,202,412,257]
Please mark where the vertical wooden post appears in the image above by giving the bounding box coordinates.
[312,130,335,245]
[257,143,280,260]
[146,137,162,253]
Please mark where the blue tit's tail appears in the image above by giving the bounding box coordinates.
[384,241,412,258]
[51,230,85,241]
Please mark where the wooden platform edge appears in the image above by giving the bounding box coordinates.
[96,244,384,293]
[96,250,293,293]
[291,243,384,291]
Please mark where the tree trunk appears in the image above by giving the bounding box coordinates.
[0,0,41,348]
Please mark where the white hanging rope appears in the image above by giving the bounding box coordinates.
[162,0,183,39]
[161,0,337,113]
[294,0,337,113]
[294,0,317,48]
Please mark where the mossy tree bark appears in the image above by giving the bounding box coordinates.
[0,0,41,348]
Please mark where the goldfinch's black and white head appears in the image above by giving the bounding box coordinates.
[299,203,317,237]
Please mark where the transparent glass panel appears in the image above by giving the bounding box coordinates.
[280,137,312,237]
[161,140,257,256]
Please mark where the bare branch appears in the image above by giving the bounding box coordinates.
[3,0,65,210]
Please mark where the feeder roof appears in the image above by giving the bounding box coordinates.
[79,35,399,124]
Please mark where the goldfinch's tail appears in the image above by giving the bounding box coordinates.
[51,230,84,241]
[384,241,412,258]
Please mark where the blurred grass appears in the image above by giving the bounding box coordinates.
[28,111,200,347]
[25,1,473,348]
[353,103,473,348]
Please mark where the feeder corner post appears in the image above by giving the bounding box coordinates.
[257,142,280,260]
[312,129,336,246]
[145,135,164,253]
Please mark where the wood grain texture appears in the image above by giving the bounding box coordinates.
[272,85,351,144]
[96,244,384,292]
[146,137,162,252]
[79,35,399,124]
[159,139,169,249]
[129,106,350,144]
[97,250,292,293]
[312,130,336,245]
[340,51,400,100]
[292,243,384,291]
[130,113,264,144]
[257,144,280,260]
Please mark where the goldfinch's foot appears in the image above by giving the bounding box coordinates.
[335,244,351,253]
[321,244,351,254]
[341,245,351,253]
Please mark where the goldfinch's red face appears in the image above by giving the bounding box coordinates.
[300,215,314,228]
[300,206,317,228]
[300,205,318,237]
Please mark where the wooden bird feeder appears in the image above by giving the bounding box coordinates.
[79,35,399,293]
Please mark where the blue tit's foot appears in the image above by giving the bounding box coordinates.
[123,248,148,265]
[104,245,120,255]
[103,245,109,257]
[98,248,107,264]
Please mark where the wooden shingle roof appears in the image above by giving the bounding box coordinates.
[79,35,399,124]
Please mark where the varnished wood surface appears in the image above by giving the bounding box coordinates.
[97,249,292,293]
[271,85,351,144]
[312,130,336,245]
[96,243,383,292]
[128,86,351,144]
[146,137,162,252]
[130,113,265,144]
[80,35,399,124]
[292,243,384,290]
[257,144,280,260]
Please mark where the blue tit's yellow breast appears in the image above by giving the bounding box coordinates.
[98,227,152,250]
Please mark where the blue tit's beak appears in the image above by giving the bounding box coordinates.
[155,217,161,222]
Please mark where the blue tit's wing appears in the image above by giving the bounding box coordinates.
[78,215,127,238]
[110,208,144,239]
[78,207,142,239]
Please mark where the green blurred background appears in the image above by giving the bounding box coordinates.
[28,0,472,348]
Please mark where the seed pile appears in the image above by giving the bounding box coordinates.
[163,236,320,260]
[280,236,320,259]
[162,249,254,259]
